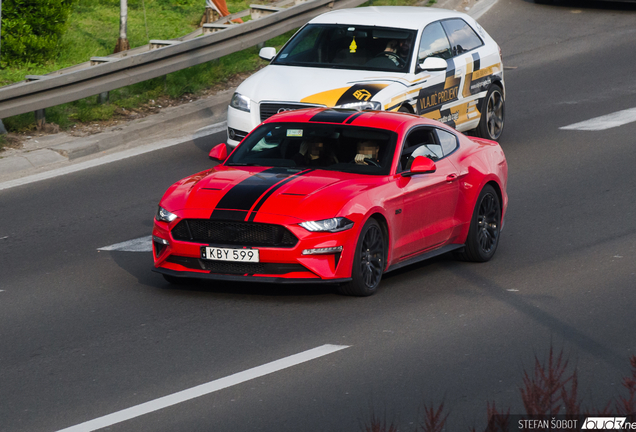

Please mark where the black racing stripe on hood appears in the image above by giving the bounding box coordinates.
[344,111,366,124]
[309,110,357,124]
[246,169,315,222]
[210,168,298,219]
[210,209,247,221]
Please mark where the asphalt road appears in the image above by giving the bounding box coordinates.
[2,1,636,431]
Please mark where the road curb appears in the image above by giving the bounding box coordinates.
[49,88,235,160]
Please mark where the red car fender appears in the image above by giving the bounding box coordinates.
[453,146,508,243]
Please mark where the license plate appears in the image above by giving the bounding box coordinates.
[201,247,260,262]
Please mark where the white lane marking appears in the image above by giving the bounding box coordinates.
[560,108,636,131]
[0,122,227,192]
[98,236,152,252]
[56,344,349,432]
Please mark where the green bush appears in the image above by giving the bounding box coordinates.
[1,0,78,65]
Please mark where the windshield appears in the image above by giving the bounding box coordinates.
[272,24,417,73]
[225,119,398,175]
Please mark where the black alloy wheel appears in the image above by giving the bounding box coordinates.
[476,85,505,141]
[455,184,501,262]
[338,218,385,296]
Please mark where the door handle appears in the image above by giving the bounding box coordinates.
[446,174,458,182]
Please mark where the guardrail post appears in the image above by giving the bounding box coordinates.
[0,120,7,135]
[98,92,110,104]
[35,109,46,130]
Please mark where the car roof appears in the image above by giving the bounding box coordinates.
[308,6,468,30]
[263,108,439,131]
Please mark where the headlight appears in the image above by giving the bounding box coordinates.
[299,217,354,233]
[156,206,178,223]
[230,92,251,112]
[334,101,382,111]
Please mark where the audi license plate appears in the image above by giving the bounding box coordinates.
[201,247,259,262]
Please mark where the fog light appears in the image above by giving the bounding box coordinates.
[302,246,343,255]
[152,236,170,258]
[153,236,169,245]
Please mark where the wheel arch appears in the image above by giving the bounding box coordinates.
[398,102,415,114]
[368,212,390,271]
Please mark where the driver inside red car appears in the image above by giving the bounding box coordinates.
[355,140,380,165]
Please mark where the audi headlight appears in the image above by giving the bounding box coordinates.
[156,206,178,223]
[299,217,354,233]
[230,92,251,112]
[334,101,382,111]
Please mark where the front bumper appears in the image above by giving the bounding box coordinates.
[152,214,359,283]
[152,267,351,284]
[226,104,259,147]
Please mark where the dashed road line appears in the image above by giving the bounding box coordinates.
[561,107,636,131]
[98,236,152,252]
[55,344,350,432]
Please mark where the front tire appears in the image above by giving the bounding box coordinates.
[475,85,505,141]
[337,219,385,296]
[455,185,501,262]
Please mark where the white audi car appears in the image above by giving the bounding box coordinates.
[226,6,505,147]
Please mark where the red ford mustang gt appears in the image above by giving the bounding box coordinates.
[152,108,508,296]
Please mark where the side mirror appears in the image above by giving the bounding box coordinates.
[259,47,277,61]
[419,57,448,72]
[403,156,436,177]
[209,143,228,161]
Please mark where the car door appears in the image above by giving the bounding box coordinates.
[415,19,486,130]
[394,127,460,260]
[413,21,454,119]
[439,18,488,130]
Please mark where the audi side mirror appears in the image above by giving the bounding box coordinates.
[259,47,277,61]
[209,143,228,161]
[402,156,436,177]
[419,57,448,72]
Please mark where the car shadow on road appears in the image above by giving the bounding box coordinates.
[108,250,339,298]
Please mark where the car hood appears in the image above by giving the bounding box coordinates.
[161,166,381,222]
[237,65,407,106]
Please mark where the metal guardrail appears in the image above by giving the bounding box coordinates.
[0,0,367,119]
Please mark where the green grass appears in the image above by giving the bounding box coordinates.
[0,0,251,85]
[0,0,425,133]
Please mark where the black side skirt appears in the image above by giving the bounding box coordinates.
[386,244,463,273]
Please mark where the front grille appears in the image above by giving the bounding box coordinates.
[171,220,298,248]
[259,103,322,122]
[166,256,306,275]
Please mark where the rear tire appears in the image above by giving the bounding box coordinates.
[455,185,501,262]
[337,219,385,296]
[475,85,505,141]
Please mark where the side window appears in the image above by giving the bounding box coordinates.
[418,22,452,62]
[436,129,459,156]
[441,19,483,56]
[399,128,442,172]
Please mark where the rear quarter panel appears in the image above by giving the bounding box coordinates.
[451,135,508,243]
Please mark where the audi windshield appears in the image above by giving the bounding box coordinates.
[272,24,417,72]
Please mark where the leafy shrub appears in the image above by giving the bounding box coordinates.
[1,0,78,65]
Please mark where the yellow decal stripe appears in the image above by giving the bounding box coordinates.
[300,87,351,106]
[472,64,501,80]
